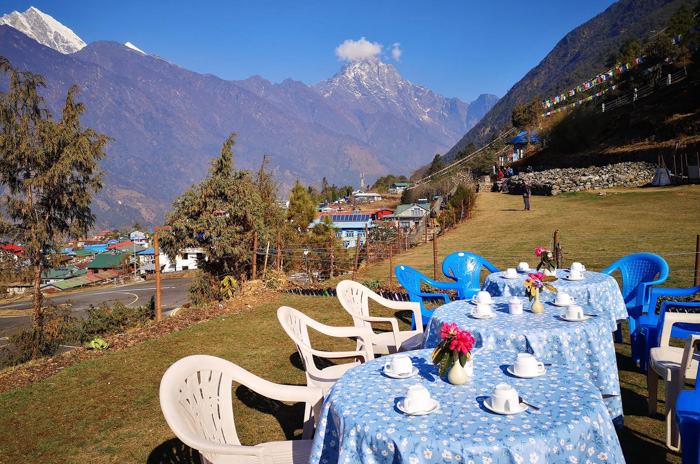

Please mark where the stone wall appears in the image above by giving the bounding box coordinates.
[493,162,657,196]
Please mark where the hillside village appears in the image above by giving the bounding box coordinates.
[0,182,450,297]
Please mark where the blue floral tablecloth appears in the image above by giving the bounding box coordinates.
[482,269,627,329]
[421,297,623,425]
[310,349,625,464]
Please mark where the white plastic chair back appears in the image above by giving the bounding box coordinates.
[276,305,374,393]
[648,311,700,451]
[337,280,424,354]
[160,354,323,464]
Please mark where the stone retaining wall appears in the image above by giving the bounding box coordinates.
[493,162,657,195]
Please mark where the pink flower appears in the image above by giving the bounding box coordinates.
[534,247,548,257]
[440,322,459,340]
[449,330,475,355]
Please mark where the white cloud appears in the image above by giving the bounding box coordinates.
[335,37,382,61]
[391,43,402,61]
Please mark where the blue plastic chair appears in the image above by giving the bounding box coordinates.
[395,264,461,329]
[442,251,500,300]
[600,253,669,364]
[639,285,700,373]
[676,365,700,464]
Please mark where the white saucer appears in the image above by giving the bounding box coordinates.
[507,365,546,379]
[564,276,584,281]
[470,311,496,319]
[397,398,440,416]
[502,275,519,280]
[558,314,589,322]
[483,398,528,415]
[552,300,575,307]
[383,367,419,379]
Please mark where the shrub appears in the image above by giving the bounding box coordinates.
[0,304,76,367]
[263,269,286,290]
[188,270,219,306]
[362,278,380,290]
[78,297,155,342]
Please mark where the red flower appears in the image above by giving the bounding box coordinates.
[534,247,548,257]
[440,322,459,340]
[449,330,475,355]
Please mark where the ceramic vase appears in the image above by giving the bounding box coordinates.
[530,290,544,314]
[448,359,473,385]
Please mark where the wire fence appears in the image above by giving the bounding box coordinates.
[600,68,688,113]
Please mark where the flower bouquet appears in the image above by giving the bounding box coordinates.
[535,246,556,272]
[524,271,558,314]
[524,271,558,301]
[431,323,475,377]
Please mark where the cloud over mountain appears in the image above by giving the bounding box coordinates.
[335,37,383,61]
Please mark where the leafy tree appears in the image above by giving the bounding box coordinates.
[427,154,445,176]
[0,57,109,331]
[511,99,540,133]
[287,179,316,233]
[160,133,273,304]
[371,174,408,193]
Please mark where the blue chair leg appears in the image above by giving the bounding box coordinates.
[614,323,623,343]
[676,391,700,464]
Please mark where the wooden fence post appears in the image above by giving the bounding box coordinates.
[389,244,393,289]
[252,231,257,280]
[433,232,438,280]
[276,230,281,271]
[365,225,370,264]
[154,233,161,321]
[353,239,361,281]
[553,229,562,269]
[329,233,334,279]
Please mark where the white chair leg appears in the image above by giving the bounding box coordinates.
[665,379,681,451]
[302,402,314,439]
[648,369,659,415]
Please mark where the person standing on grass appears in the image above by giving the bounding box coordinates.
[523,179,531,211]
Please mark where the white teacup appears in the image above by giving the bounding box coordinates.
[554,292,575,306]
[403,385,431,413]
[517,262,530,272]
[384,354,412,376]
[571,262,586,272]
[505,268,518,279]
[513,353,545,377]
[474,303,492,317]
[569,269,584,280]
[472,291,493,305]
[566,304,584,320]
[508,297,523,314]
[490,383,519,413]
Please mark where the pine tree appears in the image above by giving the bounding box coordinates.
[0,57,109,331]
[286,179,316,233]
[159,133,274,304]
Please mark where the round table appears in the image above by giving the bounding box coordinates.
[482,269,627,329]
[309,349,624,464]
[422,297,623,424]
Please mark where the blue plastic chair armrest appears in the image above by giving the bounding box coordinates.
[660,301,700,312]
[415,291,451,304]
[420,274,461,291]
[635,279,671,307]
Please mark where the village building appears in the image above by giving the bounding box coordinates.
[308,213,374,249]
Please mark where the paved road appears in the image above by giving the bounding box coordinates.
[0,277,192,340]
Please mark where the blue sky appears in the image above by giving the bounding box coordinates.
[3,1,619,102]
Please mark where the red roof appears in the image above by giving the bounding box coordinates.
[0,243,25,255]
[107,241,135,250]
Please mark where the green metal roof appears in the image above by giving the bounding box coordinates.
[394,203,430,216]
[87,253,124,269]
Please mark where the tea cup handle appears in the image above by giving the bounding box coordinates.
[384,361,392,372]
[504,398,515,412]
[536,362,545,373]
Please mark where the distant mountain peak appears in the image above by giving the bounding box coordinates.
[125,42,146,55]
[0,6,86,54]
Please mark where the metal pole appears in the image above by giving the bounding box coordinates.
[695,234,700,287]
[153,233,161,321]
[353,238,361,281]
[389,244,393,289]
[433,231,438,280]
[252,231,258,280]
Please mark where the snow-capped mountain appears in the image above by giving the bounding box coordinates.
[0,6,86,54]
[0,8,498,227]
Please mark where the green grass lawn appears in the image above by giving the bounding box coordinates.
[0,184,698,463]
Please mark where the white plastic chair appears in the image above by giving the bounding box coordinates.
[276,305,375,394]
[159,354,323,464]
[336,280,424,354]
[648,311,700,451]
